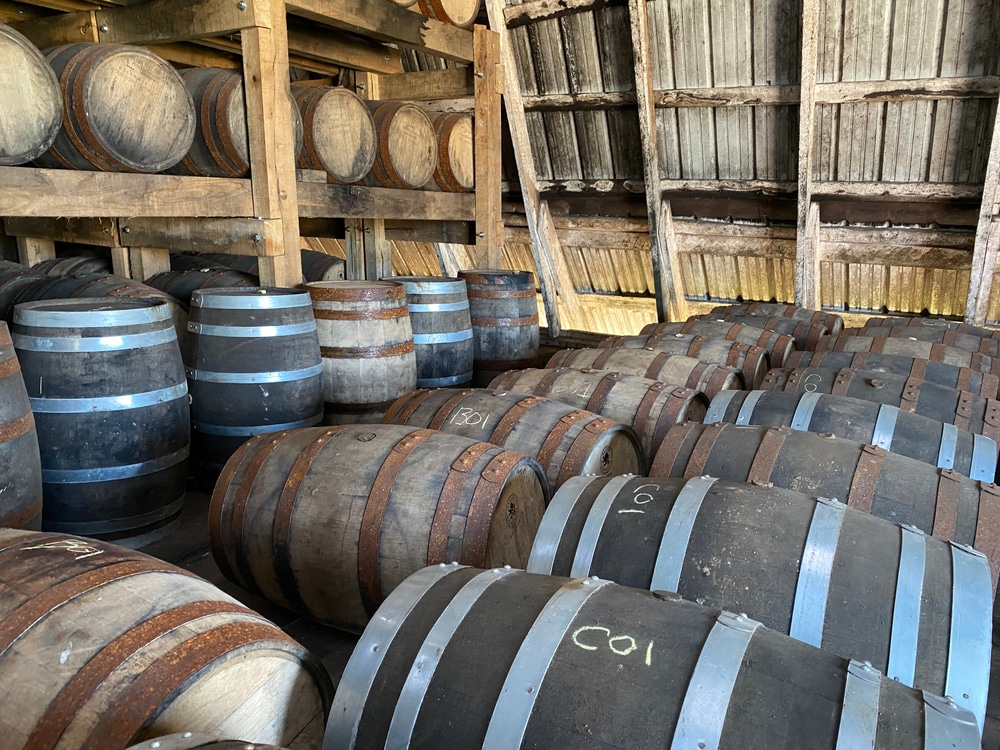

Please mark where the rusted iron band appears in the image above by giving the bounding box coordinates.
[592,347,616,370]
[532,367,565,396]
[982,373,1000,400]
[0,410,35,443]
[646,351,672,380]
[649,423,695,476]
[683,360,709,390]
[427,442,494,564]
[470,315,539,327]
[632,382,667,446]
[868,337,886,354]
[600,336,625,348]
[725,324,743,342]
[899,376,922,410]
[832,368,854,397]
[679,320,696,335]
[846,444,886,514]
[684,422,726,478]
[684,334,706,358]
[466,288,535,299]
[320,341,414,359]
[559,418,621,485]
[384,389,435,424]
[932,469,962,541]
[489,396,544,445]
[706,365,738,395]
[907,358,928,383]
[313,307,408,320]
[428,390,476,430]
[307,284,405,302]
[463,450,523,565]
[957,367,973,394]
[0,496,42,530]
[741,347,765,386]
[746,427,790,486]
[651,388,698,454]
[759,369,784,391]
[783,368,804,392]
[0,354,20,380]
[974,483,1000,593]
[848,352,867,368]
[925,343,947,362]
[984,399,1000,441]
[537,410,589,474]
[586,371,622,413]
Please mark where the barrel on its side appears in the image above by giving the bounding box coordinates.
[146,268,258,309]
[843,325,1000,356]
[416,0,481,26]
[364,102,437,189]
[0,322,42,529]
[0,24,62,165]
[710,302,844,335]
[0,264,47,325]
[529,474,991,725]
[170,249,346,282]
[293,85,376,184]
[696,313,829,350]
[861,316,1000,340]
[210,424,548,632]
[128,736,290,750]
[641,319,797,366]
[327,565,982,749]
[817,334,1000,375]
[32,255,111,276]
[431,113,474,191]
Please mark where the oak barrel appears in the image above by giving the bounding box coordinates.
[710,302,845,335]
[529,474,991,725]
[459,269,540,386]
[293,85,376,183]
[171,250,346,282]
[146,268,258,308]
[694,313,829,350]
[32,254,111,276]
[431,113,474,191]
[0,23,62,165]
[818,333,1000,373]
[36,43,195,173]
[861,316,1000,340]
[0,263,47,322]
[210,423,548,632]
[704,389,998,481]
[841,325,1000,356]
[128,736,290,750]
[382,387,644,490]
[186,288,324,472]
[326,565,982,748]
[13,299,190,547]
[416,0,481,26]
[640,319,797,366]
[760,366,1000,441]
[785,349,1000,399]
[598,331,770,388]
[488,367,707,460]
[0,322,42,529]
[650,422,1000,591]
[364,102,437,189]
[0,528,331,749]
[546,347,743,398]
[304,280,417,423]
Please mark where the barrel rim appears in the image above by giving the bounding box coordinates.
[304,280,406,302]
[383,275,468,294]
[0,24,63,165]
[191,287,313,309]
[458,270,535,286]
[13,298,173,326]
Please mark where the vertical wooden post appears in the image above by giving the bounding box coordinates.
[794,0,821,308]
[344,219,366,280]
[657,199,687,319]
[128,247,171,282]
[966,97,1000,324]
[363,219,392,280]
[473,25,504,269]
[15,237,55,267]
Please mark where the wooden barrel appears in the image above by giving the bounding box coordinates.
[710,302,845,335]
[128,736,290,750]
[417,0,481,26]
[529,475,992,725]
[598,332,769,387]
[546,347,742,398]
[785,349,1000,399]
[650,422,1000,592]
[300,249,347,281]
[760,366,1000,441]
[0,528,332,748]
[385,0,418,7]
[364,102,437,189]
[13,299,190,547]
[35,43,195,173]
[32,255,111,276]
[488,367,707,460]
[695,313,829,350]
[210,423,548,632]
[705,389,998,481]
[327,565,983,749]
[385,275,474,387]
[382,388,644,490]
[304,281,417,423]
[293,85,376,183]
[640,319,797,366]
[841,325,1000,356]
[816,333,1000,374]
[186,288,324,472]
[431,113,474,191]
[0,264,47,320]
[146,268,258,309]
[169,67,303,177]
[0,23,62,165]
[0,322,42,529]
[861,316,1000,340]
[171,250,346,282]
[459,270,540,386]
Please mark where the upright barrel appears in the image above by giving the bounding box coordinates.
[710,302,844,335]
[146,268,258,308]
[13,299,190,547]
[641,319,797,366]
[210,424,548,632]
[0,322,42,529]
[186,288,324,472]
[431,113,474,191]
[293,85,377,183]
[0,23,62,165]
[327,565,982,749]
[364,102,437,189]
[386,275,474,387]
[459,270,540,386]
[817,333,1000,374]
[305,281,417,423]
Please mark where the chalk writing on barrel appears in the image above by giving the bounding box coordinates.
[618,483,659,515]
[572,624,654,666]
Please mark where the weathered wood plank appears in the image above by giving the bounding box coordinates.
[119,217,278,255]
[128,247,171,281]
[473,25,504,268]
[15,236,54,267]
[821,243,973,270]
[376,67,473,101]
[4,217,120,247]
[297,182,476,221]
[503,0,626,29]
[966,88,1000,323]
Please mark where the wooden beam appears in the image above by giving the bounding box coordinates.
[813,181,983,200]
[144,42,241,69]
[362,219,391,280]
[821,242,972,271]
[473,25,504,268]
[286,27,402,74]
[118,217,278,255]
[815,75,1000,104]
[4,217,120,247]
[503,0,626,28]
[655,84,799,108]
[794,0,820,308]
[966,89,1000,323]
[297,183,476,221]
[376,68,474,101]
[9,8,98,47]
[344,219,365,279]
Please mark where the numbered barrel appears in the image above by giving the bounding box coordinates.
[650,422,1000,591]
[488,367,707,460]
[841,326,1000,356]
[0,528,331,749]
[459,270,540,386]
[861,316,1000,340]
[293,85,376,183]
[0,323,42,529]
[598,332,769,388]
[529,475,991,725]
[186,288,324,472]
[210,424,547,632]
[694,313,829,350]
[817,334,1000,375]
[13,299,190,547]
[760,366,1000,441]
[710,302,845,335]
[416,0,481,26]
[785,349,1000,399]
[128,736,290,750]
[704,389,998,481]
[383,388,644,490]
[32,255,111,276]
[305,281,417,423]
[431,113,474,191]
[327,565,982,749]
[546,347,742,398]
[0,23,62,165]
[146,268,258,308]
[364,102,437,189]
[640,319,797,366]
[36,43,195,173]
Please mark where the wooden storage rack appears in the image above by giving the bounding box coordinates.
[0,0,503,285]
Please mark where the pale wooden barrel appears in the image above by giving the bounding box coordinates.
[861,316,1000,340]
[417,0,481,27]
[817,333,1000,374]
[210,423,548,632]
[693,313,829,350]
[642,319,797,366]
[431,113,474,191]
[36,43,195,173]
[0,528,332,749]
[364,102,437,189]
[710,302,845,335]
[0,322,42,529]
[841,325,1000,356]
[293,85,376,184]
[0,23,62,165]
[304,281,417,423]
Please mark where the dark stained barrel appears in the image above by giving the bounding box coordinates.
[760,366,1000,441]
[694,313,829,350]
[0,528,331,748]
[383,388,644,490]
[210,424,547,632]
[32,255,111,276]
[785,349,1000,399]
[385,276,474,387]
[170,249,346,282]
[860,316,1000,340]
[146,268,258,308]
[326,565,983,749]
[711,302,845,335]
[186,288,324,472]
[488,367,707,460]
[529,475,991,725]
[840,325,1000,356]
[13,299,189,547]
[299,249,347,282]
[818,334,1000,374]
[704,389,998,481]
[598,331,770,388]
[128,737,290,750]
[0,322,42,529]
[0,263,47,326]
[459,270,540,386]
[649,422,1000,593]
[293,85,376,183]
[546,347,742,398]
[0,23,62,165]
[640,319,797,366]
